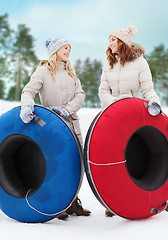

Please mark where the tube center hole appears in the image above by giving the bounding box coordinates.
[125,126,168,191]
[0,134,46,198]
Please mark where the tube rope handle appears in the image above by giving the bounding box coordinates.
[150,200,168,214]
[25,189,72,216]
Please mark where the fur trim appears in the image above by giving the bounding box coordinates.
[129,43,146,61]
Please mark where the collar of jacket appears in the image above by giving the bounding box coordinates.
[57,61,66,69]
[129,43,146,61]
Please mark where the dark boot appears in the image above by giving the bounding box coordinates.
[66,197,91,216]
[105,209,115,217]
[57,211,69,220]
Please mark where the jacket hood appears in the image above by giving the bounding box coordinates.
[129,43,146,61]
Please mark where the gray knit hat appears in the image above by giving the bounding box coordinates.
[45,38,71,57]
[109,25,137,46]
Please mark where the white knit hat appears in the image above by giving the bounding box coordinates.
[45,38,71,57]
[109,25,137,45]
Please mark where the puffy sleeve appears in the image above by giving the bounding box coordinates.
[98,66,116,108]
[65,78,85,114]
[139,57,160,105]
[21,66,44,107]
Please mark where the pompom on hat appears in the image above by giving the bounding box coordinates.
[109,25,137,46]
[45,38,71,57]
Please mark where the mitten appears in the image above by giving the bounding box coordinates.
[52,107,70,119]
[20,105,34,123]
[148,102,161,116]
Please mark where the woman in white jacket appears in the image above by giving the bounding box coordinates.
[99,25,161,117]
[20,38,91,220]
[99,26,161,217]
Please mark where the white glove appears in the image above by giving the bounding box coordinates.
[20,105,34,123]
[148,98,161,116]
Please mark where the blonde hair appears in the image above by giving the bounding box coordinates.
[39,53,76,81]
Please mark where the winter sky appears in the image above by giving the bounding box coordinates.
[1,0,168,66]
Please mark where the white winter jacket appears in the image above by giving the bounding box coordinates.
[99,43,160,108]
[21,62,85,145]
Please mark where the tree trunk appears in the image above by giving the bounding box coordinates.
[15,47,22,101]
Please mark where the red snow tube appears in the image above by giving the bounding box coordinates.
[84,98,168,219]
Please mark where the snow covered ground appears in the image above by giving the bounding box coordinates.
[0,99,168,240]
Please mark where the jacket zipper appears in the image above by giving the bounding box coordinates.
[117,63,121,96]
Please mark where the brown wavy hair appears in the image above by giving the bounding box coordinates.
[106,38,133,69]
[39,53,76,81]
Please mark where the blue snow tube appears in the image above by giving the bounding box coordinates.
[0,106,83,223]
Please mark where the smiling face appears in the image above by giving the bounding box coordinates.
[109,36,119,54]
[56,44,71,62]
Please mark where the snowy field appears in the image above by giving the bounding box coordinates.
[0,99,168,240]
